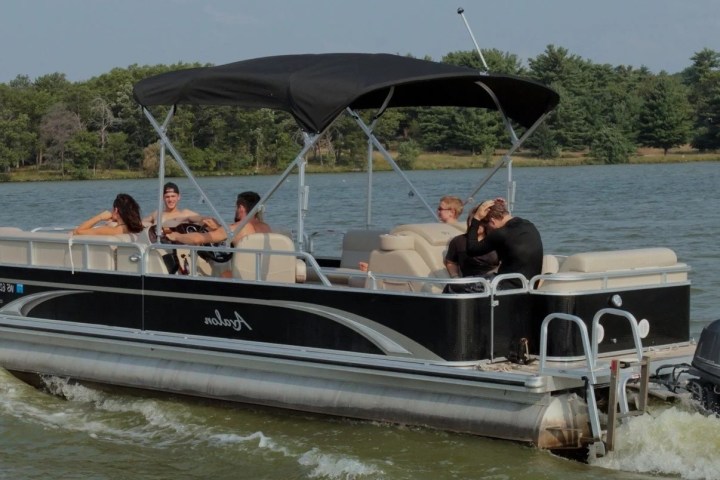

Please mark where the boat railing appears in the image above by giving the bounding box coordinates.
[364,271,494,295]
[529,263,690,294]
[0,228,142,272]
[538,309,647,452]
[142,242,331,286]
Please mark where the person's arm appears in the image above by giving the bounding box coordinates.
[465,200,496,256]
[166,227,227,245]
[466,219,497,256]
[444,235,462,278]
[445,260,461,278]
[142,210,157,225]
[74,211,122,235]
[230,223,256,245]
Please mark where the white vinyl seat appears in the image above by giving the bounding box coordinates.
[536,247,687,292]
[364,223,461,292]
[389,223,460,278]
[232,233,297,283]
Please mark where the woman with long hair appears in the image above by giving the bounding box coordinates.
[74,193,144,235]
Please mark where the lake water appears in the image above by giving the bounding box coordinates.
[1,162,719,479]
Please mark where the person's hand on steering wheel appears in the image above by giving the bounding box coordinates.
[202,217,222,231]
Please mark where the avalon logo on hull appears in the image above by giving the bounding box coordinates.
[204,309,253,332]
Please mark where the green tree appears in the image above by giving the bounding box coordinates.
[692,72,720,150]
[589,126,636,164]
[0,114,36,171]
[443,49,524,74]
[396,139,420,169]
[529,46,595,151]
[66,130,100,177]
[682,49,720,150]
[637,75,692,154]
[105,132,132,170]
[525,123,559,159]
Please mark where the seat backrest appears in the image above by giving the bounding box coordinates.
[232,233,297,283]
[73,235,120,271]
[390,223,459,277]
[340,229,387,269]
[0,228,30,264]
[538,247,687,292]
[365,234,430,291]
[541,254,561,275]
[115,229,167,274]
[558,247,677,273]
[0,230,116,271]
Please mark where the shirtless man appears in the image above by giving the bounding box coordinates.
[166,191,271,246]
[143,182,198,225]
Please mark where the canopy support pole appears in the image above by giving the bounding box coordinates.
[364,87,396,229]
[143,107,228,235]
[153,106,175,241]
[464,111,550,213]
[145,106,322,251]
[365,132,374,228]
[348,108,436,220]
[236,133,321,252]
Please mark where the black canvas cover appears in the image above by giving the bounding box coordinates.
[133,53,559,133]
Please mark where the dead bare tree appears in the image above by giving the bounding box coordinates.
[39,104,83,179]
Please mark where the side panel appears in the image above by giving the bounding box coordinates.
[0,266,144,329]
[531,285,690,357]
[142,276,495,361]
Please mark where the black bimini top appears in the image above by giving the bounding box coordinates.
[133,53,559,134]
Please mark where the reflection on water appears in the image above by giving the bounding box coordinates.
[1,163,719,479]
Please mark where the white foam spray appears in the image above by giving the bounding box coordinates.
[590,406,720,480]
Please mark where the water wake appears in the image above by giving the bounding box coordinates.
[590,406,720,480]
[0,371,384,479]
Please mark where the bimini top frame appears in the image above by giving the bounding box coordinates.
[133,53,559,250]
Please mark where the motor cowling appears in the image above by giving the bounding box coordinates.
[689,319,720,413]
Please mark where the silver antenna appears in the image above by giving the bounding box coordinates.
[456,7,489,72]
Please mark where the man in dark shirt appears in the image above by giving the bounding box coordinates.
[466,198,543,289]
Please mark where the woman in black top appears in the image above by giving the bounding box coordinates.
[466,198,543,289]
[445,205,499,276]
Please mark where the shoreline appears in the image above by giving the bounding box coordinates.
[2,151,718,183]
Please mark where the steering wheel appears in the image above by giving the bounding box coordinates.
[149,222,234,263]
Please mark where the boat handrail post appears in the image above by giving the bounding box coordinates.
[591,308,644,364]
[605,356,649,454]
[538,313,596,381]
[348,108,435,220]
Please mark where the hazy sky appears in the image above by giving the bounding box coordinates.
[1,0,717,83]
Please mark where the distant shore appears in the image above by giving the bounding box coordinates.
[2,148,718,182]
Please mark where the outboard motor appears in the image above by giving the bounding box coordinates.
[688,319,720,413]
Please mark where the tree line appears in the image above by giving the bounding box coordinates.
[0,46,718,179]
